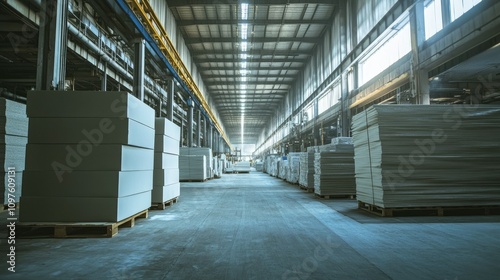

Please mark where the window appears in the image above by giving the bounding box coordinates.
[359,20,411,86]
[424,0,443,39]
[450,0,482,21]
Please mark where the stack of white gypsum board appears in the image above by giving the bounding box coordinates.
[233,161,251,173]
[152,118,180,204]
[179,155,206,181]
[180,147,213,178]
[299,153,307,186]
[212,157,222,177]
[278,159,288,180]
[217,159,226,177]
[20,91,154,223]
[352,104,500,208]
[271,157,280,177]
[255,161,263,172]
[0,98,28,204]
[313,143,356,196]
[286,153,301,183]
[299,152,315,189]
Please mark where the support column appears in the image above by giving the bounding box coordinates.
[410,1,430,105]
[167,79,174,121]
[313,99,319,145]
[101,62,107,91]
[208,125,213,150]
[180,120,184,146]
[133,38,145,101]
[36,0,68,90]
[196,109,201,147]
[156,98,162,117]
[203,116,208,147]
[339,0,352,137]
[340,72,350,136]
[187,98,194,147]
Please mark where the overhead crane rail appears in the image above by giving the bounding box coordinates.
[125,0,231,147]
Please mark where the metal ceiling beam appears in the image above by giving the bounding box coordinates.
[206,81,292,86]
[185,36,320,44]
[216,101,282,105]
[168,0,336,7]
[211,94,287,98]
[203,73,296,78]
[177,19,330,26]
[191,49,313,56]
[196,58,308,63]
[200,66,302,71]
[209,89,289,93]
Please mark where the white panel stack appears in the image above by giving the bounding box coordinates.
[179,155,207,181]
[313,142,356,196]
[0,98,28,204]
[352,105,500,208]
[286,153,301,184]
[152,118,180,204]
[278,160,288,180]
[255,161,264,172]
[233,161,251,173]
[180,147,213,179]
[20,91,155,222]
[212,157,222,178]
[299,152,315,190]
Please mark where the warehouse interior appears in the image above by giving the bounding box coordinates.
[0,0,499,279]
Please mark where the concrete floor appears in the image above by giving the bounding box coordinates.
[1,171,499,279]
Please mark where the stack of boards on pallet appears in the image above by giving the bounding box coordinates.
[0,98,28,205]
[233,161,251,173]
[278,159,288,180]
[313,137,356,196]
[286,153,301,184]
[20,91,154,222]
[255,161,263,172]
[153,118,180,205]
[352,105,500,208]
[264,154,279,176]
[299,150,315,191]
[179,147,212,181]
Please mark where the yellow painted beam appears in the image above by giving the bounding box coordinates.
[126,0,231,148]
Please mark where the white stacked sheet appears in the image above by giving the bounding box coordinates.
[299,152,315,189]
[152,118,180,204]
[179,155,207,181]
[20,91,154,222]
[233,161,251,173]
[352,105,500,208]
[286,153,301,184]
[313,142,356,196]
[180,147,212,179]
[0,98,28,204]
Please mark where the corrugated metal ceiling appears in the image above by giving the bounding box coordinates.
[168,0,336,144]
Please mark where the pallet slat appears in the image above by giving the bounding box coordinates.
[17,209,148,238]
[358,201,500,217]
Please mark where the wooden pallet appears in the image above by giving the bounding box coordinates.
[299,185,314,193]
[358,201,500,217]
[180,179,207,182]
[315,194,356,199]
[151,197,179,210]
[17,209,149,238]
